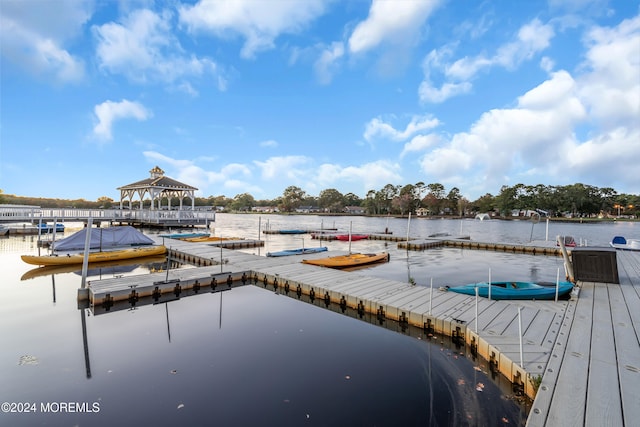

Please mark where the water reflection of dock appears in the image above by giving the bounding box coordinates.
[82,237,640,427]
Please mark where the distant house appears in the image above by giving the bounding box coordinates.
[343,206,365,214]
[416,208,430,216]
[253,206,279,213]
[296,206,320,213]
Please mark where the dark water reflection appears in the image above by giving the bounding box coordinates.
[3,216,635,426]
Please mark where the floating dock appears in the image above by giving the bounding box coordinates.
[81,236,640,426]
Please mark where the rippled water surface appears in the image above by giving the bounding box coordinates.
[1,215,635,426]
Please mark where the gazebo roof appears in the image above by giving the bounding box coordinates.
[117,166,197,191]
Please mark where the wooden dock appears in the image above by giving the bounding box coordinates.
[83,237,640,426]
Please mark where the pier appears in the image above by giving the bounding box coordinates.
[0,205,215,228]
[81,236,640,426]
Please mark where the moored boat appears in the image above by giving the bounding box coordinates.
[183,236,242,242]
[335,234,369,241]
[52,226,154,251]
[160,232,210,240]
[302,252,389,268]
[556,235,577,247]
[445,281,574,300]
[609,236,640,251]
[37,223,65,233]
[267,247,328,257]
[21,245,167,266]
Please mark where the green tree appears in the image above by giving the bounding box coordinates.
[472,193,495,214]
[279,186,306,212]
[446,187,461,215]
[318,188,344,212]
[343,192,361,207]
[496,185,517,216]
[229,193,255,211]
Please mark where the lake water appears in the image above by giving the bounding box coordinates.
[1,215,635,426]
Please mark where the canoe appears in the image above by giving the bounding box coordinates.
[267,247,328,257]
[610,236,640,251]
[183,236,242,242]
[446,281,574,300]
[335,234,369,241]
[302,252,389,268]
[278,229,307,234]
[160,232,209,240]
[21,245,167,266]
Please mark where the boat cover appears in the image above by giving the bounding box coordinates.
[52,226,154,251]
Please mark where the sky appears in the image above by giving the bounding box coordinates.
[1,0,639,203]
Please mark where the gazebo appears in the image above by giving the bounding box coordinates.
[118,166,197,211]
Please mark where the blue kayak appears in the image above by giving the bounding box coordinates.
[267,247,328,257]
[446,281,574,300]
[38,223,65,233]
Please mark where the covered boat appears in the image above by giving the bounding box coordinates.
[610,236,640,251]
[446,281,574,300]
[21,245,167,266]
[52,226,154,251]
[302,252,389,268]
[267,247,328,257]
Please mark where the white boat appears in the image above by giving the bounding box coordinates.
[609,236,640,251]
[0,225,9,236]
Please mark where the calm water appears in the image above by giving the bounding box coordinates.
[1,216,635,426]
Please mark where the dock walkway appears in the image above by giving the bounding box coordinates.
[85,237,640,426]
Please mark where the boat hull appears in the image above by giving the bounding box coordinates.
[448,282,573,300]
[302,252,389,268]
[267,247,328,257]
[447,281,574,300]
[610,236,640,251]
[21,245,167,266]
[335,234,369,241]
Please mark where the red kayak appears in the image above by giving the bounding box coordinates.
[335,234,369,241]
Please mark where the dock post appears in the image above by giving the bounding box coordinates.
[80,217,94,289]
[556,235,575,282]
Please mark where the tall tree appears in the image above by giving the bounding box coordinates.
[318,188,344,212]
[279,186,306,212]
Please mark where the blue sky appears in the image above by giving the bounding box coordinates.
[1,0,639,202]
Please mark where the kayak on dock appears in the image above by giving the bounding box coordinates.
[302,252,389,268]
[445,281,574,300]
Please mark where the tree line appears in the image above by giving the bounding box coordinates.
[1,183,638,218]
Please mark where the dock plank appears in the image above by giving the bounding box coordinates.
[543,282,594,427]
[584,284,623,427]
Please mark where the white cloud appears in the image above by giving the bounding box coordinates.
[400,134,441,158]
[314,41,345,84]
[348,0,441,54]
[254,156,312,180]
[94,8,223,92]
[0,0,90,83]
[420,18,555,103]
[577,15,640,130]
[260,140,279,148]
[315,160,403,194]
[179,0,328,59]
[364,114,440,142]
[416,14,640,198]
[93,100,152,140]
[142,152,256,196]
